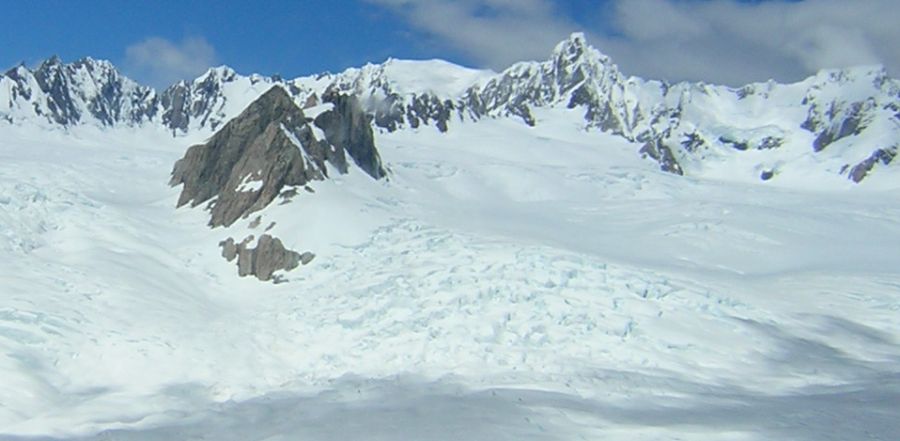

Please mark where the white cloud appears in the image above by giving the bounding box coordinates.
[369,0,900,86]
[124,37,217,88]
[601,0,900,85]
[366,0,581,69]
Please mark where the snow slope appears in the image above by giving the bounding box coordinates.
[1,100,899,440]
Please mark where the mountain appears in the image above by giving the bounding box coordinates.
[2,34,898,184]
[0,56,158,127]
[172,86,337,228]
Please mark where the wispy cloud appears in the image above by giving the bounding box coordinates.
[365,0,582,70]
[601,0,900,85]
[124,37,218,88]
[368,0,900,86]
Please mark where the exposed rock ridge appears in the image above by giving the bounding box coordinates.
[316,90,386,179]
[171,86,383,281]
[170,86,379,228]
[170,85,384,227]
[848,147,897,183]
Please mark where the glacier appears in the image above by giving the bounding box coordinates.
[0,34,899,440]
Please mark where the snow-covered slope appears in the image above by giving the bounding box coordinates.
[1,111,899,440]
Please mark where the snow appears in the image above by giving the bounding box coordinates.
[379,59,495,98]
[302,103,333,119]
[1,104,899,441]
[235,173,263,193]
[299,103,332,142]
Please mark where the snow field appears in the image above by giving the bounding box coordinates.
[0,113,899,440]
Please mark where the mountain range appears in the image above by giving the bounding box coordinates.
[3,33,898,184]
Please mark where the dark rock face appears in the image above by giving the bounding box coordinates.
[367,93,456,133]
[681,132,706,153]
[163,67,240,132]
[718,135,783,152]
[848,147,896,183]
[9,56,159,127]
[33,57,83,125]
[170,86,341,227]
[640,139,684,176]
[315,91,386,179]
[758,136,783,150]
[219,235,313,282]
[719,136,750,151]
[804,99,875,152]
[159,82,190,132]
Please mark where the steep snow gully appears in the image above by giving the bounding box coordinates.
[1,34,899,440]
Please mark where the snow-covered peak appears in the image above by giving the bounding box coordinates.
[36,55,63,70]
[3,63,29,80]
[459,32,631,129]
[379,58,494,98]
[196,65,239,84]
[159,65,286,133]
[800,64,898,102]
[304,58,492,100]
[550,32,612,69]
[1,55,158,127]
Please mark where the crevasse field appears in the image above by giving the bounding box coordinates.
[1,108,899,440]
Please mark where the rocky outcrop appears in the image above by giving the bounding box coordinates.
[369,92,456,133]
[315,90,386,179]
[803,99,875,152]
[640,139,684,176]
[170,86,343,227]
[848,147,897,183]
[169,85,385,281]
[220,235,314,282]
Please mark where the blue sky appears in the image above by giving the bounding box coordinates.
[2,0,897,88]
[1,1,424,83]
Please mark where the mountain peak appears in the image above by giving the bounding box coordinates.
[197,65,238,83]
[551,32,611,68]
[248,85,296,115]
[3,63,29,79]
[44,55,63,65]
[170,84,384,230]
[36,55,64,72]
[73,56,113,69]
[170,84,319,227]
[558,32,588,49]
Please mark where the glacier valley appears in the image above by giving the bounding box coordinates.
[1,35,899,440]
